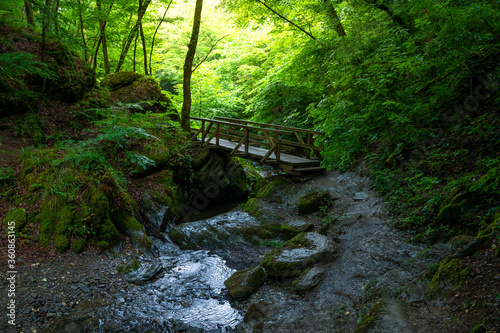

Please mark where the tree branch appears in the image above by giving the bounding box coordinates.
[192,34,229,74]
[254,0,316,40]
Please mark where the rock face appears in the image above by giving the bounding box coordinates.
[116,258,163,285]
[224,265,266,300]
[192,150,250,205]
[297,190,334,215]
[260,232,336,277]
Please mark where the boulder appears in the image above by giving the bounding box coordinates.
[100,71,143,90]
[2,207,27,232]
[169,211,282,249]
[297,190,334,215]
[292,267,325,293]
[224,265,266,300]
[260,232,336,277]
[117,258,163,285]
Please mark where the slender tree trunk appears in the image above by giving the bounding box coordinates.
[138,0,148,75]
[96,0,113,74]
[181,0,203,131]
[115,0,151,73]
[77,0,88,62]
[41,0,52,93]
[323,0,346,37]
[133,29,138,72]
[149,0,173,74]
[24,1,35,26]
[93,36,102,70]
[53,0,60,34]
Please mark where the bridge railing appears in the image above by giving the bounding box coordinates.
[190,116,324,163]
[214,116,324,160]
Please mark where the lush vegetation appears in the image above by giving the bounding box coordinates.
[1,0,499,245]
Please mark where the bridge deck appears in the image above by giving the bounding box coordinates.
[201,137,323,171]
[191,116,326,175]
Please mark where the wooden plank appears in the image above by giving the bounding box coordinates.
[214,116,325,135]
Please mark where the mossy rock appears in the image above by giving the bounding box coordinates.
[353,315,377,333]
[297,190,333,215]
[117,258,141,275]
[242,198,284,224]
[2,208,28,232]
[100,71,143,91]
[71,238,86,254]
[353,299,412,333]
[54,235,70,253]
[116,258,163,284]
[292,267,324,293]
[224,265,266,300]
[113,77,169,103]
[427,257,471,299]
[260,232,336,277]
[253,176,287,200]
[38,199,74,246]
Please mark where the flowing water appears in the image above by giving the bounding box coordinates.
[46,171,430,332]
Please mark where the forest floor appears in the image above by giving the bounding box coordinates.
[0,125,499,332]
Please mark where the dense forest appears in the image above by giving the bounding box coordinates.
[0,0,499,332]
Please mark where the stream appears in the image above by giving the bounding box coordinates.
[44,171,439,333]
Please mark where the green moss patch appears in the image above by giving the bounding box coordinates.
[297,190,333,215]
[224,265,266,300]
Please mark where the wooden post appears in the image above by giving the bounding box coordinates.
[244,127,249,155]
[201,120,205,144]
[275,132,280,162]
[216,122,220,146]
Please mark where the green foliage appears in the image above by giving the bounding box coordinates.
[0,52,56,80]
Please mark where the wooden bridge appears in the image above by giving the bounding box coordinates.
[191,116,326,175]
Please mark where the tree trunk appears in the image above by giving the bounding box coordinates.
[96,0,113,74]
[138,0,148,75]
[115,0,152,73]
[149,0,173,74]
[323,0,346,37]
[53,0,60,33]
[364,0,410,31]
[181,0,203,131]
[77,0,88,62]
[133,29,138,72]
[41,0,52,93]
[24,1,35,26]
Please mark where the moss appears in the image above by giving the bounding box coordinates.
[2,208,27,232]
[71,238,86,254]
[169,227,185,246]
[98,218,120,245]
[297,190,333,215]
[54,235,70,253]
[428,257,470,299]
[100,71,143,91]
[117,258,141,275]
[469,324,486,333]
[353,316,377,333]
[38,199,74,242]
[259,233,317,277]
[253,177,286,199]
[224,265,266,300]
[96,240,109,249]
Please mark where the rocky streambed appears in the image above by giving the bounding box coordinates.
[2,170,491,333]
